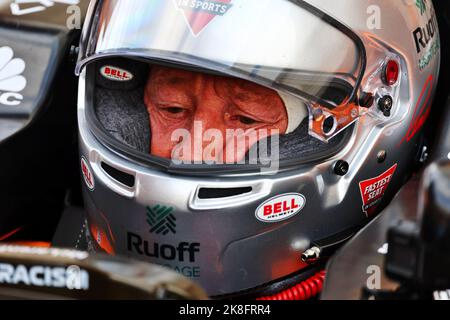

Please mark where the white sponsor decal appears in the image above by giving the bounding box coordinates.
[0,263,89,290]
[100,65,134,82]
[81,156,95,191]
[255,193,306,223]
[0,245,88,260]
[174,0,233,36]
[10,0,80,16]
[0,47,26,106]
[434,290,450,300]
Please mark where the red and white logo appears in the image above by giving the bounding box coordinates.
[100,66,133,82]
[81,157,95,191]
[255,193,306,223]
[359,164,398,217]
[175,0,233,36]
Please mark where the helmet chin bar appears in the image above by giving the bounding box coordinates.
[213,263,326,300]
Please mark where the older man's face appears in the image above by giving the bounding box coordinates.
[144,66,288,163]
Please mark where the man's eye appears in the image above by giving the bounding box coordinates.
[165,107,185,114]
[238,116,257,125]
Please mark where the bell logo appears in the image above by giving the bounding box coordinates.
[175,0,233,36]
[100,66,133,82]
[255,193,306,223]
[81,157,95,191]
[0,47,26,106]
[263,199,299,216]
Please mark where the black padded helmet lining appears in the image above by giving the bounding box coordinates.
[93,58,345,162]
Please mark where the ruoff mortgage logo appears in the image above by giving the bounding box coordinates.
[146,205,177,235]
[416,0,427,16]
[175,0,233,36]
[412,0,439,71]
[413,0,437,56]
[0,47,26,106]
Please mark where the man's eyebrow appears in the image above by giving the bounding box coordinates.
[152,83,193,106]
[166,75,191,85]
[154,92,193,106]
[230,100,279,123]
[231,91,270,109]
[233,91,256,102]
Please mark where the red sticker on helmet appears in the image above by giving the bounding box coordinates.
[175,0,233,36]
[359,164,397,217]
[81,157,95,191]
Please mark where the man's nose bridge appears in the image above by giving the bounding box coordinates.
[192,109,212,129]
[188,78,228,150]
[188,119,226,149]
[189,114,227,159]
[191,97,226,133]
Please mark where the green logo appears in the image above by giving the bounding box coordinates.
[416,0,427,15]
[146,205,176,235]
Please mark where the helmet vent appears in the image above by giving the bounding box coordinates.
[198,187,252,199]
[101,162,135,188]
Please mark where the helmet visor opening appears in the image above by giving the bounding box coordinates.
[84,58,352,174]
[79,0,364,173]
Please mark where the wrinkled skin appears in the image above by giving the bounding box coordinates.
[144,66,288,163]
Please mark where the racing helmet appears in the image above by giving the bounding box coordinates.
[76,0,440,298]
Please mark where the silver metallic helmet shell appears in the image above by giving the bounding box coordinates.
[76,0,440,296]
